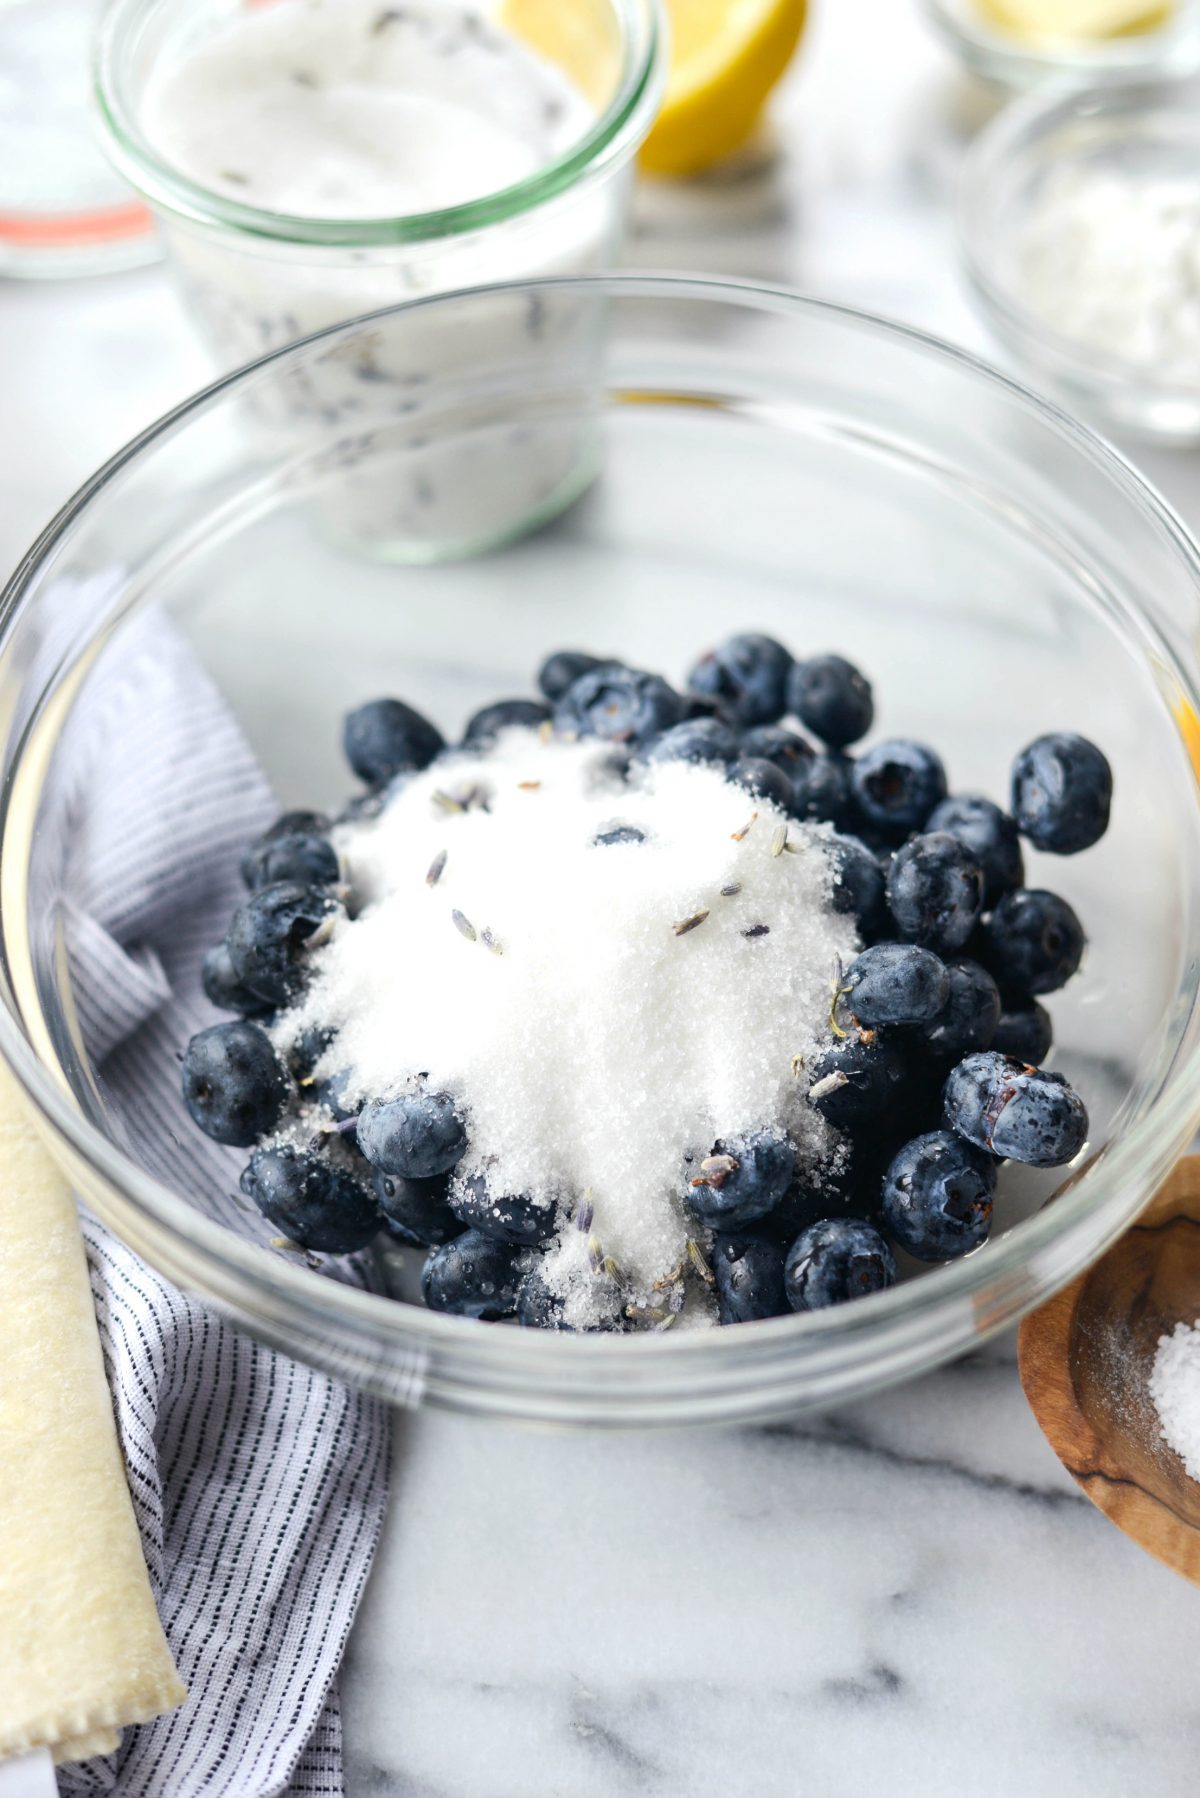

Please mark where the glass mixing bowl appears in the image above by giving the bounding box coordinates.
[4,274,1200,1428]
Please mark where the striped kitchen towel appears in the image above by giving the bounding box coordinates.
[32,597,391,1798]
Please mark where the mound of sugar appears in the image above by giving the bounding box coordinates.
[1150,1318,1200,1481]
[283,728,857,1294]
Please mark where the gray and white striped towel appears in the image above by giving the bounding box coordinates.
[31,597,390,1797]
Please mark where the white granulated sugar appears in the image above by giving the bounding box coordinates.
[1149,1318,1200,1481]
[284,728,857,1293]
[1016,164,1200,380]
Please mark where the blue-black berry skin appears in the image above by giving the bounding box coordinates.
[1011,732,1112,855]
[343,697,444,785]
[226,881,343,1007]
[463,698,552,744]
[785,1217,897,1311]
[683,1132,796,1230]
[447,1170,557,1246]
[536,650,617,703]
[788,654,874,749]
[555,666,685,748]
[844,942,949,1027]
[943,1051,1088,1166]
[373,1170,462,1249]
[241,1145,380,1253]
[926,794,1024,906]
[686,632,793,728]
[645,717,738,765]
[918,959,1001,1062]
[357,1090,467,1180]
[181,1021,287,1147]
[992,997,1053,1064]
[515,1265,626,1331]
[712,1234,789,1323]
[981,888,1085,995]
[421,1229,527,1319]
[852,739,948,841]
[792,755,856,829]
[881,1130,996,1262]
[592,825,646,847]
[824,831,889,938]
[287,1023,337,1081]
[201,943,271,1017]
[240,811,331,887]
[241,830,340,893]
[805,1038,908,1131]
[315,1067,358,1123]
[740,725,816,777]
[887,832,986,955]
[730,755,794,811]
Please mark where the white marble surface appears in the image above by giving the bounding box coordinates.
[4,2,1200,1795]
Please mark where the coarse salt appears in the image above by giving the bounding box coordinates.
[280,728,858,1306]
[1149,1317,1200,1479]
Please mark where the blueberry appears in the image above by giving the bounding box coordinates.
[926,794,1024,905]
[315,1067,358,1124]
[943,1051,1088,1166]
[730,755,794,811]
[787,654,874,749]
[843,943,949,1027]
[645,717,738,765]
[447,1170,557,1246]
[805,1038,907,1130]
[555,666,685,748]
[343,697,444,785]
[421,1229,527,1319]
[241,1145,380,1253]
[686,633,793,728]
[536,650,618,703]
[1011,732,1112,855]
[981,888,1084,995]
[760,1146,887,1244]
[881,1130,996,1262]
[992,996,1053,1064]
[824,831,889,938]
[712,1234,789,1324]
[784,1217,897,1310]
[887,832,985,954]
[918,958,1001,1061]
[201,943,271,1017]
[515,1264,626,1331]
[592,825,646,847]
[181,1020,287,1147]
[373,1170,462,1248]
[792,755,856,829]
[683,1131,795,1230]
[241,830,340,892]
[288,1023,337,1081]
[740,725,816,777]
[463,698,551,743]
[226,881,343,1007]
[239,811,330,887]
[357,1090,466,1180]
[851,739,947,841]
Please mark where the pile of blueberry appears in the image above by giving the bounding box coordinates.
[179,632,1111,1332]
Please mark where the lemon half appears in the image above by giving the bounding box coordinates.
[641,0,807,178]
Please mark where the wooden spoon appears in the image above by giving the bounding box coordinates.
[1019,1154,1200,1584]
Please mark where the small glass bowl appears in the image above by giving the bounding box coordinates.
[959,86,1200,443]
[926,0,1200,90]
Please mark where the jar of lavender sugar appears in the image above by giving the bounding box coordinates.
[93,0,664,557]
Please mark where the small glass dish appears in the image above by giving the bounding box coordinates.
[959,85,1200,443]
[926,0,1200,91]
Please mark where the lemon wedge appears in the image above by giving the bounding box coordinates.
[642,0,808,178]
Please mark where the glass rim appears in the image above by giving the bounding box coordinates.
[5,272,1200,1391]
[958,84,1200,399]
[925,0,1200,78]
[93,0,665,248]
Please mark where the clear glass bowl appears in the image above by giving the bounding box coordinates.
[4,274,1200,1428]
[926,0,1200,91]
[959,86,1200,443]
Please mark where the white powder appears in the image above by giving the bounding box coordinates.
[1149,1318,1200,1480]
[1016,163,1200,380]
[282,728,857,1297]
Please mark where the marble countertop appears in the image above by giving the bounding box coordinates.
[4,2,1200,1794]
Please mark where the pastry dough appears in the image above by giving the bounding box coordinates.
[0,1066,185,1765]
